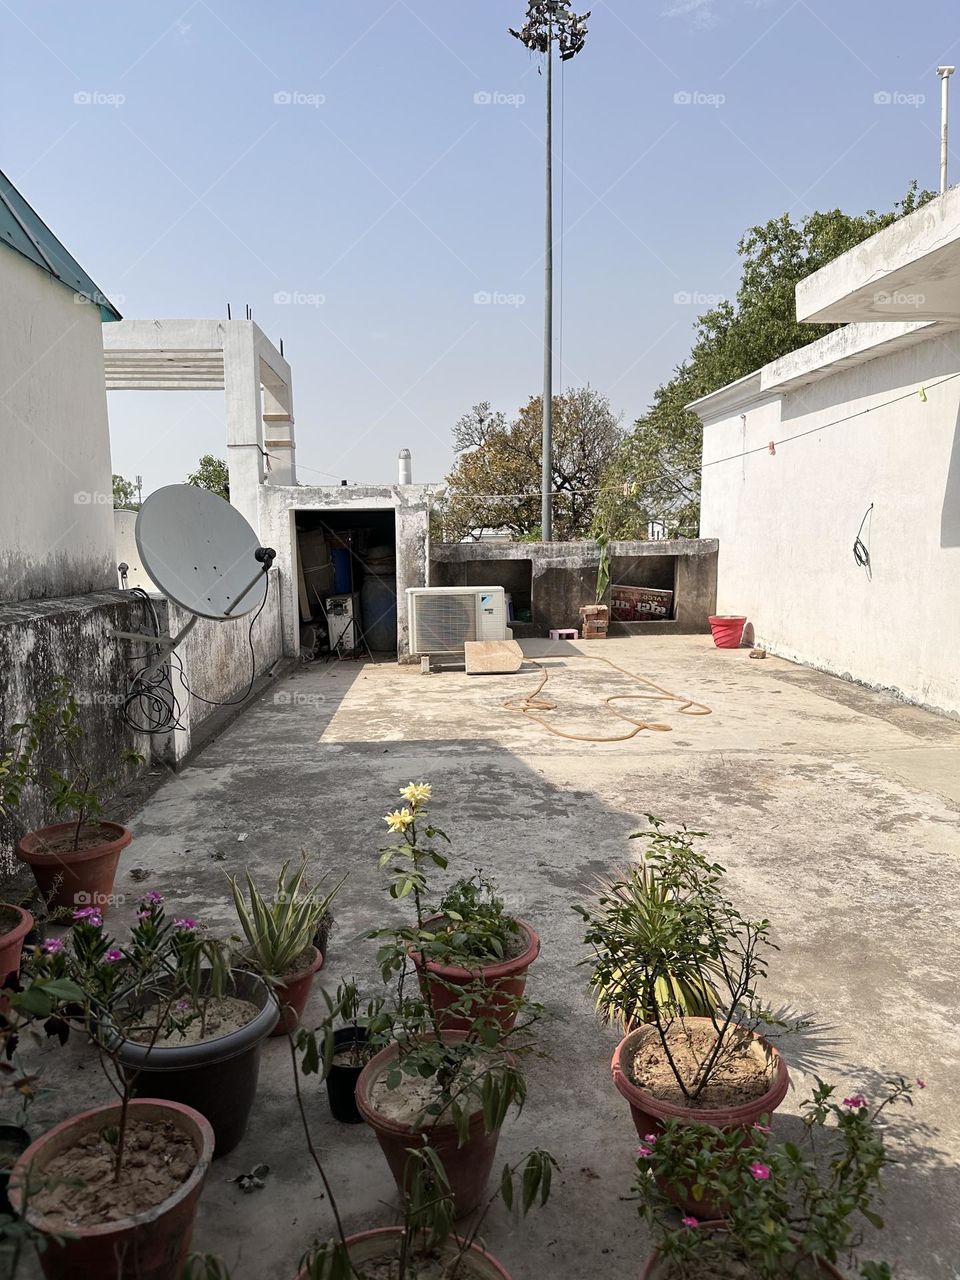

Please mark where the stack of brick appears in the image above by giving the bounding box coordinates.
[578,604,609,639]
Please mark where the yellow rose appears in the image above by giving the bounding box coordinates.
[384,807,415,832]
[399,782,432,807]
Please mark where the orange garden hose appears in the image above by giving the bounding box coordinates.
[501,654,712,743]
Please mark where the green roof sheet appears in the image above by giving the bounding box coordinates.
[0,168,121,322]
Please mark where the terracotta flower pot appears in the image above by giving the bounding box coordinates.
[639,1220,844,1278]
[356,1031,509,1216]
[296,1228,513,1279]
[16,821,131,915]
[0,903,33,1012]
[270,945,323,1037]
[612,1019,790,1140]
[9,1098,213,1280]
[412,916,540,1033]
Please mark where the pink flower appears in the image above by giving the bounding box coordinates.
[135,910,151,920]
[635,1143,654,1158]
[681,1216,698,1228]
[41,937,64,954]
[174,918,197,931]
[842,1094,867,1109]
[104,948,124,963]
[643,1134,658,1143]
[752,1122,771,1133]
[916,1078,926,1090]
[144,891,164,903]
[72,906,102,927]
[749,1162,770,1181]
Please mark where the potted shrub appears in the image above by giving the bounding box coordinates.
[350,784,540,1215]
[636,1076,918,1278]
[6,956,215,1279]
[2,680,139,914]
[298,1142,557,1280]
[308,982,389,1124]
[28,892,278,1157]
[576,821,791,1143]
[229,857,347,1035]
[411,872,540,1033]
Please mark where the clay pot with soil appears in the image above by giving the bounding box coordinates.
[0,903,33,1007]
[16,822,131,915]
[296,1228,514,1280]
[8,1098,213,1280]
[111,969,279,1156]
[0,1123,30,1216]
[269,944,324,1037]
[356,1031,514,1216]
[412,914,540,1034]
[612,1019,790,1139]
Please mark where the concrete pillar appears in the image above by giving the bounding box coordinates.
[222,323,264,534]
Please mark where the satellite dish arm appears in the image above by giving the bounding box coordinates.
[223,547,275,618]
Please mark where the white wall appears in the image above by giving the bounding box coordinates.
[700,333,960,716]
[0,248,116,602]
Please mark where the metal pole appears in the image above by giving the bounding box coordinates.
[542,18,554,542]
[938,67,955,194]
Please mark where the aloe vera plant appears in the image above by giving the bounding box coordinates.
[229,857,347,979]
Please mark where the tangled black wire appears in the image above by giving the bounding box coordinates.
[120,580,268,735]
[853,504,874,571]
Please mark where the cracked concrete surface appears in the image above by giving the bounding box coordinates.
[13,637,960,1279]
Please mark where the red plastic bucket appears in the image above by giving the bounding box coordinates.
[708,616,746,649]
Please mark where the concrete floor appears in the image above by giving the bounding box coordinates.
[14,637,960,1279]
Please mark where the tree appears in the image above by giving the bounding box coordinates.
[439,388,623,542]
[597,181,936,538]
[186,454,229,502]
[112,474,140,510]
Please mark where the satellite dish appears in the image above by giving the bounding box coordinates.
[136,485,269,619]
[112,486,276,692]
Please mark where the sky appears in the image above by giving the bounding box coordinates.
[1,0,956,494]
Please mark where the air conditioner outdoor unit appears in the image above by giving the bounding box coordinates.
[407,587,512,655]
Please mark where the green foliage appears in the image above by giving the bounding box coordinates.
[112,473,140,510]
[186,454,230,501]
[576,819,776,1101]
[229,856,347,979]
[0,677,140,850]
[438,388,624,542]
[594,531,611,604]
[637,1077,916,1278]
[597,182,936,538]
[430,873,524,966]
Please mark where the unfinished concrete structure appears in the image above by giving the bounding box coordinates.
[694,186,960,717]
[102,318,297,531]
[431,538,718,637]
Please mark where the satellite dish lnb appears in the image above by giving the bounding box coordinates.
[114,485,276,687]
[136,485,271,619]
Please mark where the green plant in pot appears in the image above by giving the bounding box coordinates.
[229,856,347,1035]
[357,783,543,1215]
[636,1076,918,1278]
[6,906,223,1280]
[1,680,140,914]
[576,819,792,1145]
[298,981,390,1124]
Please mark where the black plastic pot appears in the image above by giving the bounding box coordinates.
[0,1124,30,1216]
[326,1027,369,1124]
[114,969,279,1158]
